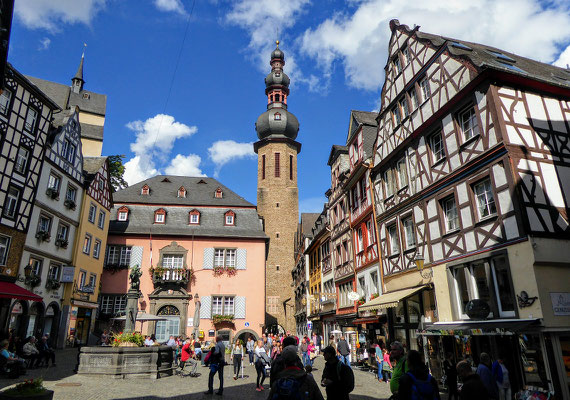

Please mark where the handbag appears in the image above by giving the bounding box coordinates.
[382,361,392,372]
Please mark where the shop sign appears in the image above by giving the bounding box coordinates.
[307,321,312,331]
[45,306,55,317]
[550,292,570,316]
[61,266,75,283]
[11,303,22,314]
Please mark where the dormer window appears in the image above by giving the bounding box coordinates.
[215,188,223,199]
[274,112,281,121]
[154,208,166,224]
[189,210,200,225]
[141,185,150,195]
[178,186,186,198]
[117,206,129,221]
[225,210,235,226]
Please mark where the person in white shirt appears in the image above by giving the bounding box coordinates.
[254,339,269,391]
[22,337,41,368]
[144,336,154,346]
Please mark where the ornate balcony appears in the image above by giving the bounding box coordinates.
[151,267,191,287]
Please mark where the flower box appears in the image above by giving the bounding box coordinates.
[45,188,59,200]
[25,274,41,288]
[64,199,76,210]
[45,278,61,291]
[35,230,50,242]
[55,238,68,248]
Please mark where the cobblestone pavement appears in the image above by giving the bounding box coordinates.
[1,349,395,400]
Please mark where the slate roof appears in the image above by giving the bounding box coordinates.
[347,110,378,161]
[83,156,106,175]
[112,176,254,208]
[81,123,104,140]
[392,20,570,92]
[301,213,320,238]
[327,145,348,166]
[25,76,107,116]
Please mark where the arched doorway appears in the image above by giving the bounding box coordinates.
[43,303,60,340]
[155,305,180,342]
[9,301,27,337]
[26,302,44,338]
[235,329,259,345]
[264,323,285,336]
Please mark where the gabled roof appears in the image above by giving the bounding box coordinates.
[112,175,255,208]
[347,110,378,161]
[301,213,320,238]
[327,145,348,166]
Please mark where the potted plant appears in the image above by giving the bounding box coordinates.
[356,296,366,306]
[35,230,50,242]
[64,199,76,210]
[45,277,61,291]
[45,188,59,200]
[0,378,53,400]
[213,266,225,277]
[212,314,234,325]
[25,274,41,288]
[55,237,68,248]
[225,266,237,276]
[112,331,144,347]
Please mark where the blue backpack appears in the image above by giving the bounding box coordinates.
[406,372,436,400]
[272,376,307,400]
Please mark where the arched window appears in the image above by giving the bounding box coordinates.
[189,210,200,225]
[154,208,166,224]
[215,188,223,199]
[117,206,129,221]
[274,112,281,121]
[178,186,186,198]
[141,184,150,195]
[224,210,235,226]
[155,305,180,342]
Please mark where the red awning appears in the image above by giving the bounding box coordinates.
[0,282,42,302]
[353,317,380,325]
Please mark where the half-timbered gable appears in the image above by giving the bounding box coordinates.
[84,157,112,211]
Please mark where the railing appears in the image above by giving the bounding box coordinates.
[152,268,190,286]
[350,196,371,224]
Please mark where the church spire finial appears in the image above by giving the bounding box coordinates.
[72,44,86,93]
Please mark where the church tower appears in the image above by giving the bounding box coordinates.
[255,42,300,334]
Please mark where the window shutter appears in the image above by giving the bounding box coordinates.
[200,296,211,319]
[236,249,247,270]
[130,246,143,268]
[234,296,246,319]
[203,248,214,269]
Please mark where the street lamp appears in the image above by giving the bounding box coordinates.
[414,252,432,279]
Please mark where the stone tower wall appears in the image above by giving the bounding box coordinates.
[257,141,299,333]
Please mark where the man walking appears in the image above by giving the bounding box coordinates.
[457,360,489,400]
[321,345,354,400]
[336,336,351,367]
[205,335,225,395]
[389,341,408,397]
[300,337,310,367]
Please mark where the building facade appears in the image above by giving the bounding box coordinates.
[60,157,112,347]
[255,42,301,334]
[0,64,60,336]
[99,176,267,345]
[365,20,570,398]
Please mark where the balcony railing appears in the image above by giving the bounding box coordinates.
[350,196,371,223]
[152,267,190,286]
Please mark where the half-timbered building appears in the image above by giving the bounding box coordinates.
[364,20,570,397]
[14,108,84,343]
[0,64,60,335]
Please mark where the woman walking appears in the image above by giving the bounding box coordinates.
[231,339,244,380]
[246,336,255,365]
[254,339,268,391]
[382,347,392,383]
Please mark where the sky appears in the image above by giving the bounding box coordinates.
[9,0,570,213]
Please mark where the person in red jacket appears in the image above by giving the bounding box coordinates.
[180,338,194,370]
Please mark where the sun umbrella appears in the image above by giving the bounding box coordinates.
[192,299,201,338]
[331,330,343,334]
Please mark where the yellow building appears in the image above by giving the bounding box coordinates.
[60,157,112,346]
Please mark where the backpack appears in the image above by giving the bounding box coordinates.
[336,361,355,393]
[406,372,436,400]
[272,376,307,400]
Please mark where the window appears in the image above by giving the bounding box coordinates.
[402,217,416,249]
[0,89,12,115]
[225,249,236,267]
[342,241,349,263]
[356,228,363,253]
[93,240,101,259]
[47,173,61,192]
[141,185,150,195]
[396,158,408,188]
[98,211,105,229]
[106,245,119,265]
[83,234,92,254]
[399,97,409,119]
[113,296,127,314]
[100,296,113,314]
[177,187,186,198]
[119,246,132,266]
[87,203,96,223]
[366,220,374,247]
[62,139,76,163]
[24,107,38,133]
[213,249,237,268]
[274,112,281,120]
[212,296,223,315]
[392,106,402,127]
[442,196,459,232]
[98,178,104,191]
[29,257,42,276]
[154,210,165,224]
[409,88,419,110]
[460,107,479,141]
[275,152,280,177]
[225,211,235,226]
[402,46,410,65]
[215,188,223,198]
[384,169,395,198]
[14,147,30,174]
[0,235,10,266]
[262,155,266,180]
[87,274,96,290]
[358,276,366,296]
[48,263,61,281]
[38,214,52,234]
[289,155,293,180]
[66,185,77,202]
[3,186,20,218]
[393,56,402,75]
[163,254,184,269]
[189,212,200,224]
[370,271,379,295]
[224,297,235,315]
[490,256,515,317]
[430,131,445,162]
[473,179,497,219]
[267,296,279,313]
[117,207,129,221]
[420,77,431,101]
[388,224,400,254]
[56,223,69,241]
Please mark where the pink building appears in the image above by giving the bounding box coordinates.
[98,176,267,344]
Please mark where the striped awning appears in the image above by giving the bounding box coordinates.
[359,285,427,312]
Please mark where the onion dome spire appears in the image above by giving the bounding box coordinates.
[256,41,299,141]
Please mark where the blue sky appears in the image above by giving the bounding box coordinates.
[9,0,570,213]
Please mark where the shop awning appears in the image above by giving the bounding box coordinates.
[0,282,42,302]
[359,285,427,312]
[419,318,541,336]
[353,317,380,325]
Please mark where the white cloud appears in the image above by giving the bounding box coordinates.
[38,37,51,51]
[208,140,256,177]
[164,154,205,177]
[123,114,199,185]
[300,0,570,91]
[154,0,186,15]
[554,45,570,69]
[15,0,106,31]
[299,196,327,213]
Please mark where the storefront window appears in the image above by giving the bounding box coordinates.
[423,290,438,322]
[395,302,406,324]
[472,263,491,304]
[408,294,421,323]
[520,334,550,391]
[491,256,515,316]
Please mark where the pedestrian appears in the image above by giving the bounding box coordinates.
[308,340,316,366]
[231,338,244,380]
[492,356,510,400]
[0,339,26,377]
[204,335,225,395]
[194,337,202,361]
[100,330,109,345]
[179,338,193,372]
[254,339,269,391]
[443,352,458,400]
[321,345,355,400]
[300,337,310,367]
[316,333,322,354]
[477,353,498,399]
[166,335,176,347]
[270,336,304,387]
[144,336,153,346]
[398,349,441,400]
[375,343,383,382]
[336,335,351,367]
[389,341,408,396]
[268,346,324,400]
[329,334,336,351]
[458,360,489,400]
[246,336,255,365]
[382,347,393,383]
[22,336,41,368]
[38,335,56,367]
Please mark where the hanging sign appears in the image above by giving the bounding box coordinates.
[60,266,75,283]
[551,292,570,316]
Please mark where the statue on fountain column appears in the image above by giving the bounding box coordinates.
[129,264,142,291]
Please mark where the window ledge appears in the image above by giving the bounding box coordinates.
[442,228,461,238]
[388,253,400,259]
[474,214,498,227]
[460,133,480,149]
[397,185,409,193]
[403,246,416,253]
[384,194,395,202]
[431,157,446,168]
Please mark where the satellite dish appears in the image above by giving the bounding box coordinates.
[347,291,360,301]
